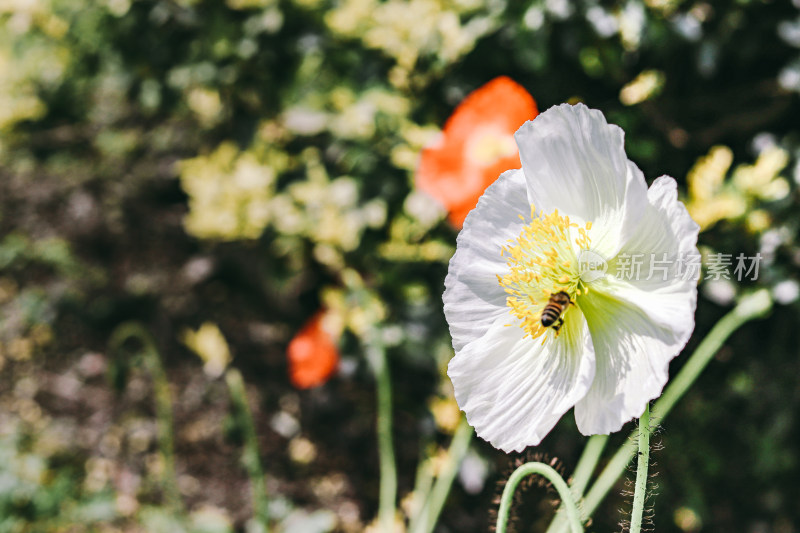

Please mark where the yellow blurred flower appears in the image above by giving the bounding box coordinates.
[732,146,790,201]
[688,146,733,202]
[686,145,791,232]
[180,142,282,240]
[619,70,665,106]
[326,0,499,85]
[0,48,47,130]
[186,87,224,127]
[0,1,71,134]
[428,395,461,434]
[181,322,232,379]
[320,270,386,339]
[226,0,276,8]
[288,436,318,464]
[0,0,68,37]
[745,209,772,234]
[267,149,387,267]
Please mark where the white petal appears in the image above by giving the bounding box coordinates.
[514,103,648,259]
[448,309,595,453]
[605,176,700,336]
[443,168,529,352]
[574,176,699,435]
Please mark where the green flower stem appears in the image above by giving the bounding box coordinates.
[406,451,435,532]
[108,322,181,511]
[368,339,398,531]
[225,369,270,531]
[496,462,583,533]
[570,434,609,496]
[650,290,771,422]
[409,416,473,533]
[629,404,651,533]
[556,290,773,530]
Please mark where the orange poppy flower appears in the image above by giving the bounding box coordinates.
[287,311,340,389]
[416,76,538,228]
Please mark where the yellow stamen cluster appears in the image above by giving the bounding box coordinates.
[498,206,592,339]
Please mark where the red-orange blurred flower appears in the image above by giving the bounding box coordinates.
[287,311,340,389]
[416,76,538,228]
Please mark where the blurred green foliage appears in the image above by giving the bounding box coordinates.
[0,0,799,531]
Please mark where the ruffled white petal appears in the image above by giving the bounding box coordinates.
[448,307,595,452]
[443,168,529,352]
[514,103,648,259]
[574,176,699,435]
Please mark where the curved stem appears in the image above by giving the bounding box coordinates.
[108,322,181,511]
[629,404,651,533]
[410,416,473,533]
[368,340,397,531]
[226,369,270,531]
[496,462,583,533]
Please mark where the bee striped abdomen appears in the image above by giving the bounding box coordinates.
[540,291,572,328]
[540,305,562,326]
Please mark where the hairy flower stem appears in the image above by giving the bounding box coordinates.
[108,322,181,512]
[368,339,398,531]
[496,462,583,533]
[629,404,651,533]
[548,290,773,532]
[226,369,270,531]
[409,416,473,533]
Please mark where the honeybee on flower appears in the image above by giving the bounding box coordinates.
[444,104,699,452]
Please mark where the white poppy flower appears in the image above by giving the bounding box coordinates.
[444,103,699,452]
